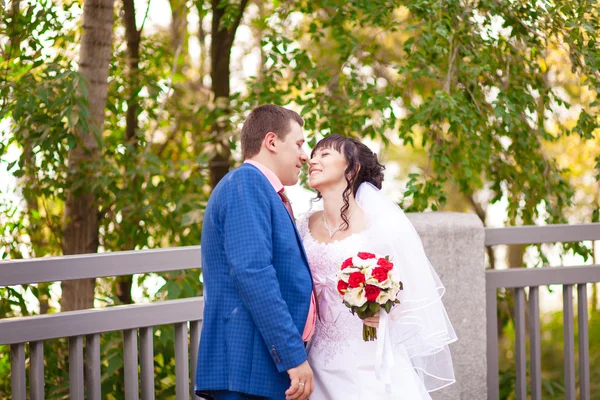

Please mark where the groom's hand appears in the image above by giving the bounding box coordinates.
[285,360,314,400]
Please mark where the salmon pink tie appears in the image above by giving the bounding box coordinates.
[277,188,317,341]
[278,189,295,219]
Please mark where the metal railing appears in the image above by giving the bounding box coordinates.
[2,223,600,399]
[485,223,600,400]
[0,246,203,400]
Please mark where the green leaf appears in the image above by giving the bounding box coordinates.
[369,302,380,313]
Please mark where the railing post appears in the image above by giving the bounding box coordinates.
[175,322,190,400]
[514,288,527,399]
[563,285,576,400]
[86,333,102,400]
[529,287,542,400]
[124,329,139,400]
[10,343,26,400]
[486,286,499,400]
[69,336,85,400]
[140,327,155,400]
[190,320,202,399]
[578,284,590,400]
[30,341,45,400]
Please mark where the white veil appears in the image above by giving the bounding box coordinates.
[356,182,457,392]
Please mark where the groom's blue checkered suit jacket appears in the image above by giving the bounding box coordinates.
[195,163,313,398]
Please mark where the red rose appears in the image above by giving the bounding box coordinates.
[365,285,381,302]
[348,272,366,288]
[337,280,349,295]
[341,257,354,270]
[371,267,389,283]
[357,252,376,260]
[377,258,394,271]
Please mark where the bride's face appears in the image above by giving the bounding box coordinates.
[308,146,348,190]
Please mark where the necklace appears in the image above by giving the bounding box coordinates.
[323,208,357,239]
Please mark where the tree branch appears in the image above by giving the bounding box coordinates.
[230,0,250,37]
[139,0,152,32]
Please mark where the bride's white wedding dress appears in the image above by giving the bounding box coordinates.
[297,183,457,400]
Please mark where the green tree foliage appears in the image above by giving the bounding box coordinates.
[1,0,599,397]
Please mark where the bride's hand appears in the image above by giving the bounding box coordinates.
[363,311,380,328]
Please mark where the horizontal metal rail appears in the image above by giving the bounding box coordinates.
[0,298,204,345]
[0,246,201,286]
[486,264,600,289]
[484,223,600,246]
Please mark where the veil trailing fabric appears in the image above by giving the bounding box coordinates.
[356,182,457,392]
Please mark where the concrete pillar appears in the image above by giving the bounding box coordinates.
[407,212,486,400]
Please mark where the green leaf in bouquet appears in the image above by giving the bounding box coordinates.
[369,302,380,313]
[358,303,368,313]
[383,301,393,314]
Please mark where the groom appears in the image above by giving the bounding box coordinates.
[195,104,316,400]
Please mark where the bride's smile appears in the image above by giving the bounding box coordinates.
[308,147,348,191]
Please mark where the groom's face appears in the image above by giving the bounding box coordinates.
[273,120,308,186]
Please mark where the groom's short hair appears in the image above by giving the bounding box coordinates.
[241,104,304,159]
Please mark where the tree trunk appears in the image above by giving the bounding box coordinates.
[170,0,189,57]
[208,0,249,188]
[110,0,143,306]
[24,144,53,313]
[123,0,140,145]
[9,0,20,50]
[255,0,267,81]
[500,244,526,337]
[61,0,115,312]
[466,193,495,269]
[196,1,208,83]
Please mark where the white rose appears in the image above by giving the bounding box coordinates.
[389,268,402,283]
[352,256,377,269]
[339,271,350,283]
[376,288,395,304]
[378,278,394,289]
[344,287,367,307]
[365,271,389,287]
[363,267,373,280]
[342,266,361,274]
[339,268,360,282]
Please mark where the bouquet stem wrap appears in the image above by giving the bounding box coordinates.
[374,309,395,394]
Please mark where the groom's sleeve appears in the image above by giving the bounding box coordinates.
[222,170,307,372]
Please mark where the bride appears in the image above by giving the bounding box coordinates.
[297,134,457,399]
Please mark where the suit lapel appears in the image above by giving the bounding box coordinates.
[241,163,312,275]
[279,200,310,266]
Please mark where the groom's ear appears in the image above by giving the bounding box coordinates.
[264,132,278,153]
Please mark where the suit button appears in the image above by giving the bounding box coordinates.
[271,345,281,364]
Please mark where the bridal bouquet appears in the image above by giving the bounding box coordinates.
[336,252,402,341]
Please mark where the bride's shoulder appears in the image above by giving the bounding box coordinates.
[296,210,320,238]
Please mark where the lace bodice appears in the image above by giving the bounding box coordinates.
[297,212,373,365]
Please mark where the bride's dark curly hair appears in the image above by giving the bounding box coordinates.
[311,134,385,232]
